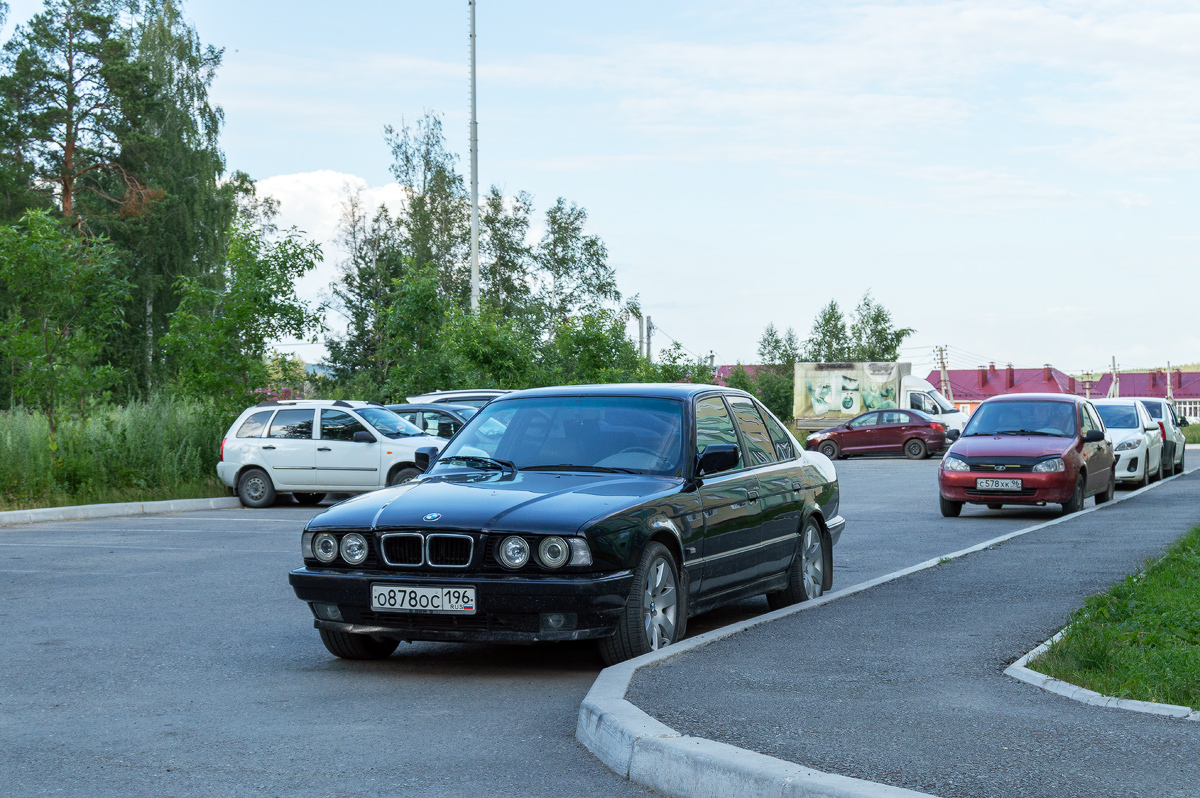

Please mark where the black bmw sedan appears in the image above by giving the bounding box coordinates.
[289,384,844,665]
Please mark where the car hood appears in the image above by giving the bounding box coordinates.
[306,470,682,534]
[949,435,1074,459]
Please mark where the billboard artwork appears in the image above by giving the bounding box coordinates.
[794,362,910,420]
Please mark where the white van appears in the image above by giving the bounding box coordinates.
[901,375,969,432]
[218,400,447,508]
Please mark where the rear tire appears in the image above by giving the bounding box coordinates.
[237,468,276,508]
[767,519,827,610]
[1163,446,1175,477]
[939,496,963,517]
[293,492,324,506]
[319,629,399,660]
[818,441,840,460]
[1061,476,1085,514]
[388,467,421,486]
[599,542,684,666]
[904,438,929,460]
[987,503,1003,510]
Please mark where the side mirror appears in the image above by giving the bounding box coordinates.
[1082,429,1105,443]
[353,430,376,444]
[415,446,440,472]
[697,444,739,476]
[946,429,961,442]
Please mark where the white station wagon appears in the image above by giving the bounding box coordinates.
[218,400,448,508]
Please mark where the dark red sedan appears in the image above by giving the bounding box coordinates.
[938,393,1115,516]
[805,409,947,460]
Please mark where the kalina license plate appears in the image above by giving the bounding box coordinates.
[975,478,1022,491]
[370,584,476,614]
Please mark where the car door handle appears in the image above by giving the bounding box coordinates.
[747,490,759,501]
[317,447,331,452]
[261,445,276,450]
[792,482,803,492]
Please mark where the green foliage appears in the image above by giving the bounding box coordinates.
[803,300,851,362]
[0,394,230,508]
[0,209,129,446]
[802,292,914,363]
[1183,424,1200,445]
[1031,525,1200,708]
[163,219,324,408]
[726,363,755,393]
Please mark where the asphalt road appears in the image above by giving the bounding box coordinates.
[630,468,1200,798]
[0,456,1131,796]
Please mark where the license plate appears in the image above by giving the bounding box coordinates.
[975,478,1023,491]
[370,584,476,614]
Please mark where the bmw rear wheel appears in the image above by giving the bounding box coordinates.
[767,519,827,610]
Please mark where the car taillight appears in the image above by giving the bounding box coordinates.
[931,423,945,431]
[220,438,226,462]
[1158,422,1166,442]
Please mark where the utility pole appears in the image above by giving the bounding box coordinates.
[468,0,480,312]
[1167,361,1174,401]
[936,346,954,403]
[635,312,644,357]
[1108,356,1119,398]
[645,316,653,361]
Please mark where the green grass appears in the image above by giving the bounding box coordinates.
[1029,525,1200,709]
[0,396,235,511]
[1184,425,1200,445]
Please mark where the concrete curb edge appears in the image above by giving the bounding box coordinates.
[576,467,1197,798]
[0,496,242,527]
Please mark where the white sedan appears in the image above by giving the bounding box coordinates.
[1093,398,1163,488]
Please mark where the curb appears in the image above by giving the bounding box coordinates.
[0,496,242,527]
[577,467,1197,798]
[1005,632,1200,722]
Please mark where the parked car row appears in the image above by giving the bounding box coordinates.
[805,408,948,459]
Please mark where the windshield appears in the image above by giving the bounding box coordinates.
[930,389,956,413]
[1140,400,1163,420]
[432,395,686,476]
[357,407,425,438]
[1095,405,1138,429]
[962,400,1077,438]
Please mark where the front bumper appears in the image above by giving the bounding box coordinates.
[938,469,1077,505]
[289,567,635,643]
[1113,449,1145,482]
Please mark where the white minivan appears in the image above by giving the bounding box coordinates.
[218,400,447,508]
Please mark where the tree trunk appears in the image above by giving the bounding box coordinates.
[146,293,154,393]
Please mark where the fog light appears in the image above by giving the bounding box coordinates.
[340,533,368,565]
[312,603,343,621]
[1127,457,1138,473]
[313,532,338,563]
[539,612,576,632]
[498,536,530,569]
[568,537,592,566]
[538,536,569,569]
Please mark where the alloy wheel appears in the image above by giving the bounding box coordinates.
[642,556,678,650]
[802,524,825,599]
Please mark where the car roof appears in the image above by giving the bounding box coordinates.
[494,383,752,402]
[248,399,385,410]
[406,389,510,402]
[386,403,475,413]
[982,392,1085,404]
[1092,397,1139,405]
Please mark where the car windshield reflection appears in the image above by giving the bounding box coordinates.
[962,400,1076,438]
[431,396,685,476]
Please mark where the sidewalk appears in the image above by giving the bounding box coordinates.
[627,471,1200,798]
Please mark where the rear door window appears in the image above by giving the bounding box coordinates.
[758,403,796,461]
[728,396,776,465]
[269,409,315,439]
[881,411,910,425]
[236,411,273,438]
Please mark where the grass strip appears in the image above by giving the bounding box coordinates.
[1185,425,1200,445]
[1029,524,1200,709]
[0,477,229,512]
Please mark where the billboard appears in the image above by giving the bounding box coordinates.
[793,362,912,420]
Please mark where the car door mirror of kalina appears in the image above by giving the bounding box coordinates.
[946,429,961,442]
[415,446,440,472]
[697,444,740,476]
[353,430,377,444]
[1082,429,1105,443]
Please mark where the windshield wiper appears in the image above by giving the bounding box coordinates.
[523,464,643,474]
[437,455,517,473]
[996,429,1058,437]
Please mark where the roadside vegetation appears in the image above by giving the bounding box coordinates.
[1029,525,1200,709]
[1184,425,1200,445]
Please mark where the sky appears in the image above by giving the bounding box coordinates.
[7,0,1200,378]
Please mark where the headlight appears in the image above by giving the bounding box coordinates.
[1033,457,1065,473]
[1115,439,1140,452]
[313,532,338,563]
[942,455,969,472]
[806,433,819,441]
[498,535,530,569]
[340,533,368,566]
[538,536,569,569]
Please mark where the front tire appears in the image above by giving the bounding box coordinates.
[237,468,276,508]
[1061,476,1085,514]
[319,629,399,660]
[293,492,325,506]
[767,519,827,610]
[904,438,929,460]
[939,496,963,517]
[598,542,684,666]
[388,467,421,487]
[818,441,840,460]
[1151,452,1163,482]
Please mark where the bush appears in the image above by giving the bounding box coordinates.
[0,396,234,510]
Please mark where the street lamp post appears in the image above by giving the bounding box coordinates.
[469,0,480,312]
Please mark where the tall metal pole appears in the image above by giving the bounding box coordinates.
[469,0,480,312]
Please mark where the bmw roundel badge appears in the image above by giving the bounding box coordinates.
[422,513,442,522]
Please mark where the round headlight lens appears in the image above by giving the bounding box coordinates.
[313,532,338,563]
[340,533,368,566]
[498,535,530,569]
[538,536,569,569]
